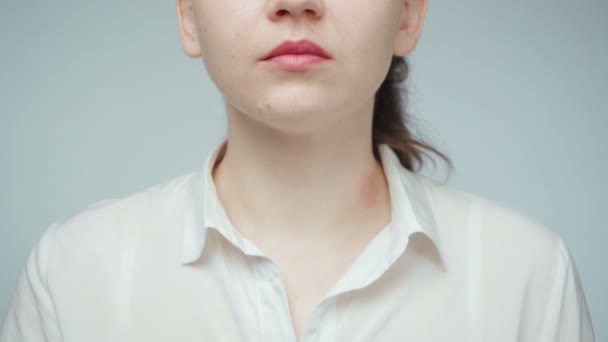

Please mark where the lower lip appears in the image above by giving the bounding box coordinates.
[261,54,330,71]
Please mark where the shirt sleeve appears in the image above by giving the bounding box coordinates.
[1,223,63,342]
[539,235,596,342]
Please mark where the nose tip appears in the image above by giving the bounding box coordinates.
[268,0,324,21]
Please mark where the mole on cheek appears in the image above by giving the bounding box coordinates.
[203,26,208,33]
[266,103,272,110]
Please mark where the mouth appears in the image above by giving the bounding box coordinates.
[260,39,332,71]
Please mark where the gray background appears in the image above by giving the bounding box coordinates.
[1,0,606,339]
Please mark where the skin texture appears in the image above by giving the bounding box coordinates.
[176,0,427,338]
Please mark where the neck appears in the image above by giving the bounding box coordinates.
[212,99,391,241]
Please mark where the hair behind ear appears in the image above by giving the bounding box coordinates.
[372,56,453,176]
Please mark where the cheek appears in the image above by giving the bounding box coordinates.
[196,16,255,92]
[194,3,256,61]
[332,0,399,51]
[329,7,399,91]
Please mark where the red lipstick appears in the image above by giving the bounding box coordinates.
[261,39,332,71]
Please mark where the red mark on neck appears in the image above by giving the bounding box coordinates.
[358,173,377,209]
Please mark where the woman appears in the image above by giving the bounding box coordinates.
[1,0,596,341]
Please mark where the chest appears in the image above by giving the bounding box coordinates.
[51,230,527,342]
[262,247,364,340]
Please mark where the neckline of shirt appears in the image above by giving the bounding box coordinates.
[181,139,444,270]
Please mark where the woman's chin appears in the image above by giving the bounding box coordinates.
[249,105,348,135]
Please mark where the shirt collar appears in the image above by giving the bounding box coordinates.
[181,139,444,266]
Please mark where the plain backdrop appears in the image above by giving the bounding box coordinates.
[1,0,606,339]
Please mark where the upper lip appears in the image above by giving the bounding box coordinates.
[261,39,332,60]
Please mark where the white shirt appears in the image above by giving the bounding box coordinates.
[1,140,596,342]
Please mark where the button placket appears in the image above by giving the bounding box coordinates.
[300,297,337,342]
[253,257,298,342]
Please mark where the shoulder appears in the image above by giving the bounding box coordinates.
[43,172,197,262]
[418,175,564,267]
[416,177,595,340]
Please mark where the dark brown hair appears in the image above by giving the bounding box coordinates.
[373,55,453,175]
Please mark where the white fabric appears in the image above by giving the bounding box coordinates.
[1,140,596,341]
